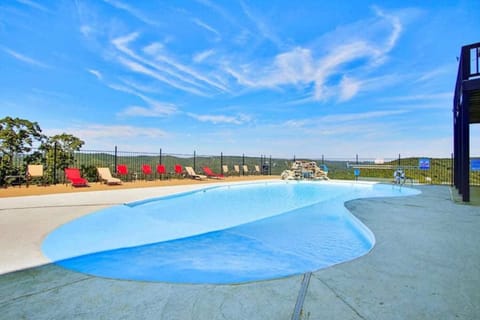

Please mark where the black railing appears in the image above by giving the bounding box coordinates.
[3,147,480,187]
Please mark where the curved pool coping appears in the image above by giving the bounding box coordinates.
[40,179,420,284]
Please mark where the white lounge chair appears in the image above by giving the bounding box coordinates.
[26,164,47,186]
[97,167,122,185]
[233,165,240,175]
[222,165,229,176]
[185,166,207,180]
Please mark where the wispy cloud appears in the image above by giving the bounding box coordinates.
[283,109,409,129]
[87,69,102,80]
[338,76,361,102]
[372,6,402,53]
[193,49,215,63]
[108,83,178,117]
[59,124,168,140]
[79,25,94,38]
[119,102,177,117]
[414,65,452,83]
[2,47,49,68]
[192,18,221,40]
[187,112,251,125]
[239,0,283,48]
[112,33,229,95]
[102,0,159,26]
[224,6,403,102]
[16,0,51,13]
[379,92,452,103]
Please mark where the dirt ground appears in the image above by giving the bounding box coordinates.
[0,175,278,198]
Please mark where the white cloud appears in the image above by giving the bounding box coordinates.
[372,6,402,52]
[224,7,403,102]
[79,25,94,38]
[414,66,452,83]
[112,33,228,94]
[192,18,221,40]
[338,76,361,102]
[193,49,215,63]
[2,47,49,68]
[143,42,163,55]
[240,0,283,48]
[118,102,177,117]
[116,56,207,96]
[108,82,178,117]
[87,69,102,80]
[319,110,408,123]
[187,112,251,125]
[380,92,452,103]
[47,124,167,142]
[102,0,159,26]
[16,0,51,13]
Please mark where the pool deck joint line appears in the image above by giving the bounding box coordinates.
[291,272,311,320]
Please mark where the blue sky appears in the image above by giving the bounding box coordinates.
[1,0,479,159]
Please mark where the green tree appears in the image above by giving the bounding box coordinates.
[40,133,85,183]
[0,117,45,184]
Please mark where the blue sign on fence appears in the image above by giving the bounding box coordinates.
[354,168,360,177]
[419,158,430,170]
[471,159,480,171]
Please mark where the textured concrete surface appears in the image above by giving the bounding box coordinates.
[0,183,479,319]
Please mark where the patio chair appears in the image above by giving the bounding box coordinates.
[156,164,168,180]
[222,165,229,176]
[185,166,207,180]
[65,168,88,187]
[117,164,129,181]
[97,167,122,185]
[174,164,184,178]
[142,164,153,180]
[242,165,250,175]
[233,165,240,176]
[203,166,224,179]
[253,165,261,175]
[26,164,46,187]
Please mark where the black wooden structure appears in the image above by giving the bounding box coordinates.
[453,42,480,202]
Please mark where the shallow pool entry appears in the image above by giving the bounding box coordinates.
[43,181,420,284]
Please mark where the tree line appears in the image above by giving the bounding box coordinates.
[0,116,84,186]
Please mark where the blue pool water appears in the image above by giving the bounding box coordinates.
[42,181,420,284]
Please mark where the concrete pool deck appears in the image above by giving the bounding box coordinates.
[0,181,479,319]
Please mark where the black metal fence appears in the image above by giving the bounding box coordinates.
[2,146,480,187]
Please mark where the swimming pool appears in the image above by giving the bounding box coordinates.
[42,181,420,284]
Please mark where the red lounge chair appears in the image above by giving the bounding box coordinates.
[117,164,129,181]
[142,164,153,180]
[157,164,168,179]
[203,166,224,179]
[64,168,88,187]
[174,164,183,177]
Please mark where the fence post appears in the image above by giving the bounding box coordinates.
[269,155,272,175]
[242,154,245,176]
[220,152,223,173]
[356,154,358,164]
[260,155,263,175]
[398,154,401,167]
[53,142,58,184]
[193,150,196,171]
[114,146,118,173]
[322,154,324,165]
[159,148,162,165]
